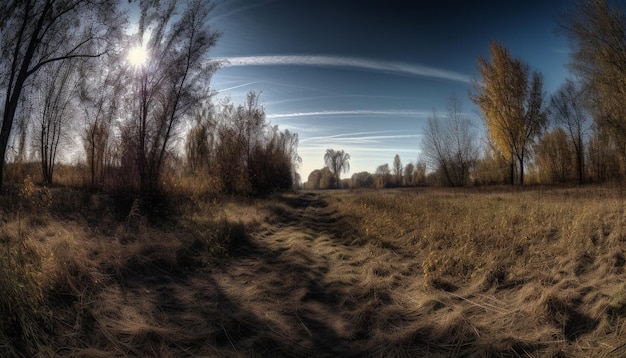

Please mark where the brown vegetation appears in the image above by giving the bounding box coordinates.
[3,185,626,356]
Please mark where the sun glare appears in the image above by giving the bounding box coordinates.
[128,46,148,67]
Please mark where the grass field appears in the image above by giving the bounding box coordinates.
[2,185,626,356]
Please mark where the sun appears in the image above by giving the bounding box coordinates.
[128,46,148,67]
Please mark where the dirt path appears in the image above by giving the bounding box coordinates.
[210,192,371,356]
[205,192,431,357]
[82,192,504,357]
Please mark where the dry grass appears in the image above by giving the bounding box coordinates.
[2,185,626,356]
[326,186,626,356]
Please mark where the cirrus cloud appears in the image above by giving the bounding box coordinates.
[217,55,471,84]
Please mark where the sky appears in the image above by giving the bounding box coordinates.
[208,0,572,181]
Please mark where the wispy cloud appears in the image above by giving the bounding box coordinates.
[302,130,420,144]
[267,109,430,119]
[212,0,277,22]
[218,55,471,83]
[217,81,260,92]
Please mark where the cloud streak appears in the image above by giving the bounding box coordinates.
[218,55,471,83]
[267,109,430,119]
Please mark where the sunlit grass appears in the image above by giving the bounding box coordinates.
[3,185,626,356]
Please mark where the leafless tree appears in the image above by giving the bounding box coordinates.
[0,0,122,190]
[78,55,124,188]
[560,0,626,174]
[34,60,79,185]
[549,79,590,184]
[128,0,220,196]
[422,94,479,186]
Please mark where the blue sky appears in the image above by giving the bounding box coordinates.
[209,0,571,180]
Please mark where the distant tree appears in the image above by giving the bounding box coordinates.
[324,149,350,188]
[392,154,402,186]
[374,163,392,188]
[560,0,626,174]
[414,160,427,185]
[319,167,336,189]
[351,171,374,188]
[0,0,122,190]
[473,142,511,185]
[549,79,590,184]
[209,94,300,195]
[586,126,622,182]
[470,42,547,185]
[307,169,322,190]
[403,162,415,186]
[422,94,479,186]
[533,128,574,183]
[280,129,303,189]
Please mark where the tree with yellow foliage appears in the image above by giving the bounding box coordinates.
[470,42,547,185]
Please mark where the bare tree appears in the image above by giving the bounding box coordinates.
[422,94,479,186]
[324,149,350,187]
[0,0,122,190]
[560,0,626,174]
[34,60,79,185]
[127,0,220,196]
[549,79,590,184]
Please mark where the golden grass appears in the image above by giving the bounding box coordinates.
[2,185,626,356]
[324,186,626,356]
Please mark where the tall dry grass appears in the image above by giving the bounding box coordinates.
[0,181,255,357]
[3,184,626,356]
[325,186,626,356]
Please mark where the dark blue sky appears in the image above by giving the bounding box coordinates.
[209,0,571,178]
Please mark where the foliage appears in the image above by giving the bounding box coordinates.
[470,42,547,185]
[533,128,575,184]
[324,149,350,187]
[392,154,402,186]
[185,93,300,196]
[374,163,392,188]
[351,171,375,188]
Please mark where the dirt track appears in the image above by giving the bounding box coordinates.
[87,192,432,357]
[208,192,400,357]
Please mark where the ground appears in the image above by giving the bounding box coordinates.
[3,187,626,357]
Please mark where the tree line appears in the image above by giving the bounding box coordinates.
[306,0,626,188]
[0,0,301,205]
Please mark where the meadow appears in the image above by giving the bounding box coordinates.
[2,184,626,357]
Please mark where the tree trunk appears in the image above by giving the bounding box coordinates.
[519,155,525,186]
